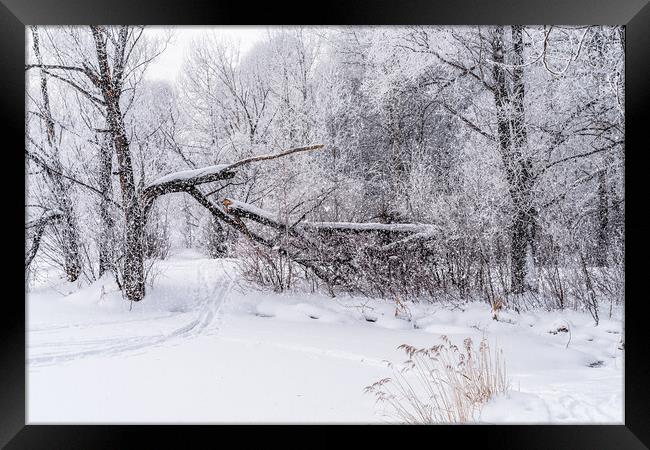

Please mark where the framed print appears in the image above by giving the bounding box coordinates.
[2,0,649,447]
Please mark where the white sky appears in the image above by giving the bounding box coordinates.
[144,26,267,83]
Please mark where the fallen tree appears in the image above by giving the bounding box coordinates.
[139,142,439,296]
[222,197,430,235]
[140,144,338,287]
[141,144,324,217]
[220,197,439,295]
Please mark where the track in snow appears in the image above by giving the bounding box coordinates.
[28,262,233,367]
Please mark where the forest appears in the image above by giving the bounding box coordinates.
[26,25,624,318]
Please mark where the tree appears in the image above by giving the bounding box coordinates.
[490,25,534,294]
[26,26,165,300]
[27,26,82,282]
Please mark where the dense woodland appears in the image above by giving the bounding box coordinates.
[25,26,625,320]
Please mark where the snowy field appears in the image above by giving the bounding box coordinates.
[27,250,624,424]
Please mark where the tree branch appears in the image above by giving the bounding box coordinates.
[441,102,495,142]
[25,209,63,269]
[142,143,325,215]
[25,144,120,208]
[543,144,618,173]
[224,144,324,171]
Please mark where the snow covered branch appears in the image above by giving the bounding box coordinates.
[141,144,324,215]
[143,164,236,202]
[219,196,441,291]
[222,197,430,235]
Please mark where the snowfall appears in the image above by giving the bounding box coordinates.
[27,249,624,424]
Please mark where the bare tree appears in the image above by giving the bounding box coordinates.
[26,26,165,300]
[28,26,82,282]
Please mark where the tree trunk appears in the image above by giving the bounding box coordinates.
[106,96,145,301]
[92,26,145,301]
[491,26,533,294]
[595,169,609,266]
[98,133,115,277]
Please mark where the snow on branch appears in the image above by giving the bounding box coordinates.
[222,197,433,235]
[142,144,324,208]
[302,221,430,234]
[222,198,283,228]
[144,164,235,192]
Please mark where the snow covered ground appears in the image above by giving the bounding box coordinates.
[27,249,624,424]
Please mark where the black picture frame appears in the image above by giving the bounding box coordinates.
[2,0,648,448]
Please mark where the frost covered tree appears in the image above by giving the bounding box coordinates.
[26,26,82,282]
[26,25,624,311]
[26,26,166,300]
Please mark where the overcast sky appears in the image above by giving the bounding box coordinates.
[144,26,266,83]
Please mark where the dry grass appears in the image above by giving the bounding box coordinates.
[365,336,509,423]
